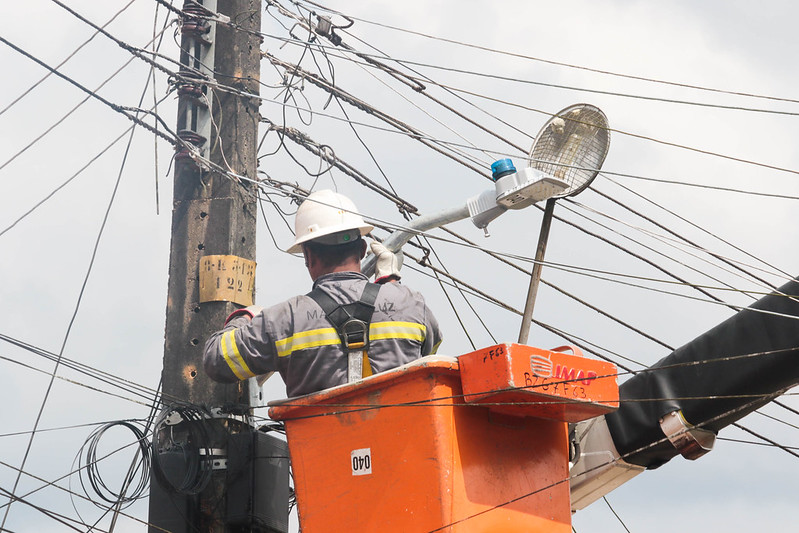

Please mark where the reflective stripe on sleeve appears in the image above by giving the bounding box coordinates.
[220,330,256,380]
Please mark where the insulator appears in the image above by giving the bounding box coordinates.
[177,83,205,99]
[175,130,207,161]
[175,69,209,101]
[181,3,212,36]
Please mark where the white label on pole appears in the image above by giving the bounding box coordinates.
[350,448,372,476]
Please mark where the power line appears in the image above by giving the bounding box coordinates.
[0,35,178,146]
[1,67,163,528]
[296,0,799,107]
[603,497,632,533]
[0,0,139,118]
[0,26,173,174]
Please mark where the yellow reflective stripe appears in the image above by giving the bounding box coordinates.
[274,321,428,358]
[430,339,443,355]
[369,321,426,342]
[220,330,255,380]
[275,327,339,357]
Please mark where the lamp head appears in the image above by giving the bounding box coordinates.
[529,103,610,198]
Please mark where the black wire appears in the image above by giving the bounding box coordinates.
[0,35,178,146]
[291,0,799,106]
[151,404,215,495]
[603,496,632,533]
[78,422,151,507]
[0,486,94,533]
[0,80,160,527]
[0,0,138,119]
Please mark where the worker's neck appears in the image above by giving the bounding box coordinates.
[311,260,361,281]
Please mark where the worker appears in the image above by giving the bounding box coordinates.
[203,189,443,397]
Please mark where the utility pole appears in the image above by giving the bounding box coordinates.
[149,1,261,531]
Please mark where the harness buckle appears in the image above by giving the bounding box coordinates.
[341,318,370,352]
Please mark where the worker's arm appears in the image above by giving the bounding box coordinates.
[372,241,442,353]
[203,305,278,383]
[421,303,443,355]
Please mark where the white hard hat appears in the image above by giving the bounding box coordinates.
[288,189,374,254]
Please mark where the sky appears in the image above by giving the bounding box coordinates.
[1,0,799,532]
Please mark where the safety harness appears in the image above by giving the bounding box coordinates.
[307,283,382,383]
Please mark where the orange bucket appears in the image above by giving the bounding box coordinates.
[269,353,584,532]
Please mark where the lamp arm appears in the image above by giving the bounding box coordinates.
[362,204,471,277]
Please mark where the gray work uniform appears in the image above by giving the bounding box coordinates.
[203,271,443,397]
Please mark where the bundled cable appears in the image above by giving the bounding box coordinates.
[77,420,151,508]
[151,403,216,495]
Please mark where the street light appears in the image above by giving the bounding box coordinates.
[518,104,610,344]
[362,104,611,341]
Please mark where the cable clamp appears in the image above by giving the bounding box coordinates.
[209,407,249,425]
[659,410,716,460]
[199,447,228,470]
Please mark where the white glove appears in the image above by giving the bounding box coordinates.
[370,241,403,283]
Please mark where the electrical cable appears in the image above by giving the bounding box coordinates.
[0,93,172,240]
[731,422,799,460]
[292,0,799,107]
[717,436,799,450]
[559,200,757,301]
[539,203,739,312]
[755,410,799,432]
[150,404,215,495]
[0,70,165,528]
[0,486,94,533]
[0,352,159,409]
[0,454,162,531]
[276,7,510,164]
[603,496,632,533]
[439,227,674,352]
[272,1,799,115]
[262,120,419,213]
[0,26,174,174]
[256,90,799,201]
[0,35,178,146]
[0,420,147,440]
[425,81,799,178]
[0,0,139,119]
[253,65,799,203]
[0,332,165,407]
[600,174,794,280]
[77,422,151,508]
[571,191,793,292]
[262,51,491,178]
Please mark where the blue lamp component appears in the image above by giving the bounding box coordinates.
[490,158,517,181]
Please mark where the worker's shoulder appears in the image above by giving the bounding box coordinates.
[376,280,427,304]
[262,293,314,316]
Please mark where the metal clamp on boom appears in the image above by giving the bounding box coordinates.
[659,410,716,460]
